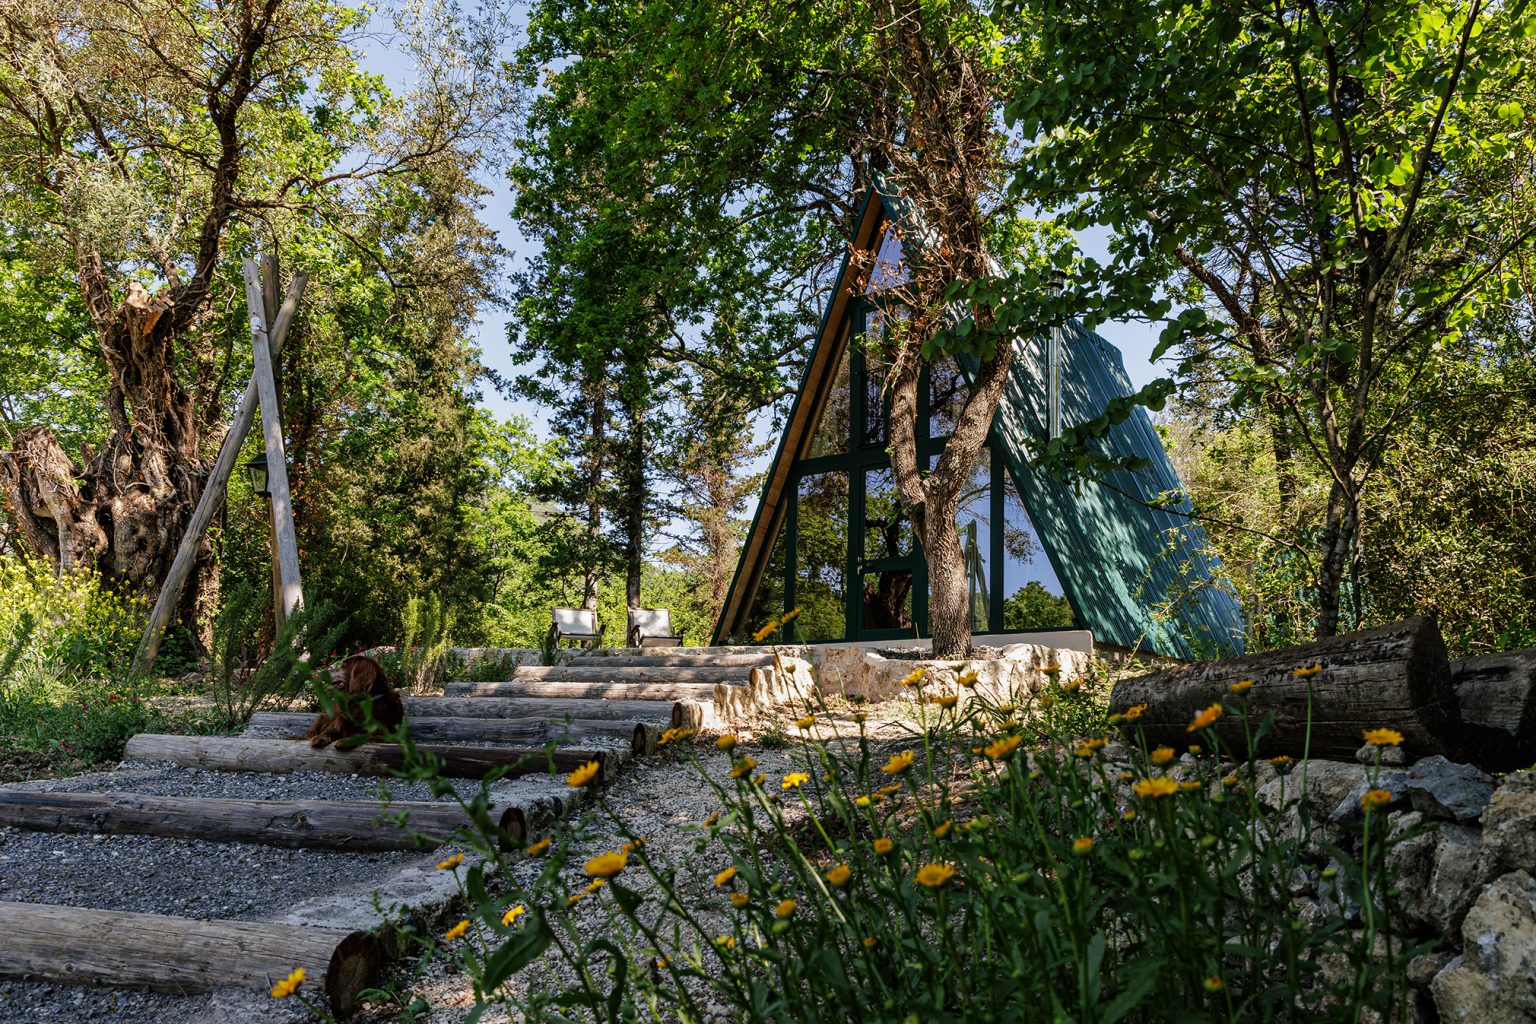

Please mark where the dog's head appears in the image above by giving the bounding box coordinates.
[331,655,388,695]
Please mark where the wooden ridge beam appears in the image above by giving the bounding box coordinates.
[444,680,723,702]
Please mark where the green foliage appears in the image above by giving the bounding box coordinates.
[400,594,454,691]
[209,583,348,730]
[401,669,1421,1022]
[1002,580,1077,631]
[0,561,145,679]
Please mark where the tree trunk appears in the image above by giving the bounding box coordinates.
[583,387,606,615]
[620,394,646,615]
[1316,480,1359,639]
[925,493,971,658]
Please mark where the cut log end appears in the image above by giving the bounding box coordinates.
[326,931,383,1014]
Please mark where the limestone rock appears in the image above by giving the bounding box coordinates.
[1430,870,1536,1023]
[1387,812,1499,937]
[1403,756,1496,823]
[1484,770,1536,871]
[1357,741,1408,767]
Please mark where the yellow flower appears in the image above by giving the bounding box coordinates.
[900,667,927,688]
[995,703,1017,714]
[1361,788,1392,811]
[931,693,959,709]
[782,772,810,790]
[714,865,738,886]
[730,891,749,907]
[955,669,979,688]
[1119,771,1134,781]
[1229,679,1254,694]
[567,892,584,907]
[826,864,852,886]
[932,820,953,838]
[1203,975,1224,992]
[1122,810,1137,822]
[873,837,895,855]
[1061,676,1082,693]
[702,812,720,827]
[1222,775,1239,786]
[1363,728,1404,747]
[879,784,901,795]
[1150,746,1176,765]
[862,936,875,948]
[1074,737,1107,758]
[752,773,766,787]
[855,795,872,808]
[752,619,781,642]
[882,750,915,774]
[501,905,525,927]
[436,852,464,871]
[622,837,646,853]
[444,919,469,941]
[715,934,736,949]
[795,714,816,730]
[774,898,797,918]
[984,735,1023,760]
[567,760,602,787]
[583,878,605,895]
[270,968,305,999]
[1072,837,1095,856]
[1180,780,1203,791]
[1186,703,1223,733]
[1267,755,1293,767]
[585,850,628,878]
[1293,664,1322,678]
[661,727,695,745]
[1043,663,1061,674]
[1039,693,1056,709]
[1133,777,1180,799]
[914,862,956,888]
[716,734,738,751]
[729,755,757,779]
[1121,703,1147,721]
[526,837,553,856]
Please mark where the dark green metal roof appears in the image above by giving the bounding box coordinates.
[967,321,1245,659]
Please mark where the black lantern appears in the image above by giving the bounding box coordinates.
[245,451,271,498]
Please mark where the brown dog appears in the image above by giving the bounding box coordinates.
[303,654,405,749]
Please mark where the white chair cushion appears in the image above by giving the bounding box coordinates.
[553,608,598,636]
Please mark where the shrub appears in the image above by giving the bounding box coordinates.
[400,593,453,691]
[0,560,145,679]
[209,582,349,729]
[392,665,1422,1023]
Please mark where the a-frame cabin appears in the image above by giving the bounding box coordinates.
[712,186,1244,660]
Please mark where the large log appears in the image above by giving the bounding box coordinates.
[512,665,753,684]
[402,695,674,722]
[245,712,654,755]
[0,790,526,850]
[563,653,777,669]
[445,680,723,701]
[122,734,619,782]
[1109,617,1461,762]
[0,901,379,1014]
[1451,648,1536,769]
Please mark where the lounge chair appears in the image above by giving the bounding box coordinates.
[627,607,683,649]
[550,607,601,649]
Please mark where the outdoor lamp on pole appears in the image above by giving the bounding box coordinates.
[244,451,271,498]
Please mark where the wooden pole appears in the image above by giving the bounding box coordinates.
[401,695,675,722]
[0,791,526,851]
[243,259,304,619]
[0,901,380,1014]
[132,271,308,673]
[511,665,755,684]
[122,733,620,782]
[244,712,654,755]
[260,255,288,631]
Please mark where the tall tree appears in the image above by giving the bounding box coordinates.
[1005,0,1536,637]
[0,0,511,627]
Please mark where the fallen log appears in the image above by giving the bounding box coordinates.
[122,734,618,783]
[511,665,753,684]
[565,653,777,669]
[1451,648,1536,769]
[0,790,526,850]
[1109,617,1461,762]
[0,901,380,1014]
[402,695,671,722]
[245,713,652,755]
[445,680,723,702]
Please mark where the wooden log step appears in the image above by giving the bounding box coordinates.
[403,695,674,723]
[445,680,725,702]
[565,653,777,669]
[245,713,658,756]
[512,665,753,684]
[672,699,720,731]
[1109,617,1461,762]
[0,901,380,1014]
[0,790,528,850]
[122,734,620,782]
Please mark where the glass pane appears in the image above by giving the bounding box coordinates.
[745,523,789,642]
[796,471,849,642]
[862,569,914,632]
[1000,474,1075,630]
[862,467,913,561]
[864,225,911,294]
[954,455,992,633]
[859,311,888,447]
[929,358,969,439]
[807,344,851,458]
